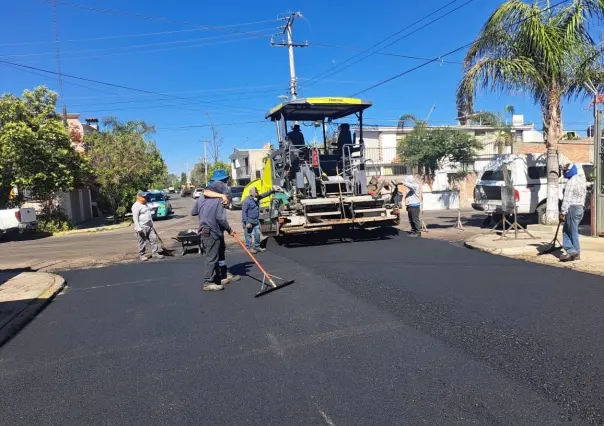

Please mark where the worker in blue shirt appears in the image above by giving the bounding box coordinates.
[241,186,280,253]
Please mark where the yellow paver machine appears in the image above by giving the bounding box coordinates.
[242,97,400,242]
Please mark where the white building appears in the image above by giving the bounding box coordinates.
[229,144,272,185]
[358,115,544,177]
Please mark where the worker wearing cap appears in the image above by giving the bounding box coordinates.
[559,163,587,262]
[132,191,164,261]
[242,186,281,254]
[403,176,422,237]
[191,169,241,285]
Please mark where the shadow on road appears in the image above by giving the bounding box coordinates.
[266,227,400,249]
[0,231,53,243]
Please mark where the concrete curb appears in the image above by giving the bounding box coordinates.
[0,273,65,347]
[463,237,538,256]
[52,220,132,237]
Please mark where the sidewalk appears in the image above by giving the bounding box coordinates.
[0,271,65,346]
[465,225,604,276]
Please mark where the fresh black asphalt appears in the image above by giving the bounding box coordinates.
[1,232,603,425]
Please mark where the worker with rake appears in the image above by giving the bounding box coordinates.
[191,169,241,290]
[132,191,164,262]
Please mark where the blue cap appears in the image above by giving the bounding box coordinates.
[209,169,229,182]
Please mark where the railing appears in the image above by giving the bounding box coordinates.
[364,147,400,164]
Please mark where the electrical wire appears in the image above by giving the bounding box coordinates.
[0,29,276,59]
[300,0,465,89]
[37,0,277,40]
[0,19,279,47]
[350,0,571,96]
[307,41,463,65]
[0,58,266,113]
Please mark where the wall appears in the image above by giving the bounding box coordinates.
[518,139,593,163]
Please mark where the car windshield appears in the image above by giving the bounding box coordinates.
[481,170,504,181]
[231,186,244,195]
[146,193,165,202]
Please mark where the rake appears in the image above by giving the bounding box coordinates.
[231,233,294,298]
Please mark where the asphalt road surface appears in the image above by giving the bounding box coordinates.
[1,232,603,425]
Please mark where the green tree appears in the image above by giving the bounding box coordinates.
[457,0,604,223]
[190,161,209,186]
[0,86,88,209]
[86,117,167,218]
[180,172,187,186]
[166,173,179,188]
[397,120,482,183]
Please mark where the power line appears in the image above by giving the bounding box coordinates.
[0,28,276,59]
[307,41,463,65]
[155,120,265,131]
[38,0,277,40]
[300,0,464,89]
[0,58,266,113]
[350,0,571,97]
[0,19,279,47]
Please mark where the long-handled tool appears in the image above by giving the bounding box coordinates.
[153,229,175,256]
[231,233,294,298]
[538,220,563,255]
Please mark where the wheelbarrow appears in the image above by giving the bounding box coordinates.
[172,230,203,256]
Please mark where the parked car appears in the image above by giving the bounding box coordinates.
[228,186,245,209]
[145,190,172,219]
[472,153,593,223]
[168,187,175,194]
[192,188,204,199]
[0,207,37,239]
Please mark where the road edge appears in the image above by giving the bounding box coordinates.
[0,273,66,347]
[463,236,536,256]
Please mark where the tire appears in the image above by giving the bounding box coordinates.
[536,203,547,225]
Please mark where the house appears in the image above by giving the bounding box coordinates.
[229,143,272,185]
[66,113,98,153]
[63,113,99,222]
[359,115,545,177]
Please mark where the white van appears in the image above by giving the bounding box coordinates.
[472,153,593,223]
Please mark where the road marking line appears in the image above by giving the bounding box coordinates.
[318,409,336,426]
[266,332,284,357]
[72,276,172,291]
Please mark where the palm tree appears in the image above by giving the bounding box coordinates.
[468,105,515,154]
[457,0,604,224]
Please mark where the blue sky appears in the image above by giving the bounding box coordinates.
[1,0,599,175]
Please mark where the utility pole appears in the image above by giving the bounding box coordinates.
[200,139,210,186]
[51,0,67,124]
[271,12,308,99]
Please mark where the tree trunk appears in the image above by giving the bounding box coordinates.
[542,92,562,225]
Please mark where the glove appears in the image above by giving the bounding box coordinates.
[559,214,566,223]
[272,185,283,192]
[246,223,253,229]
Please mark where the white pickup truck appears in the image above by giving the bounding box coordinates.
[0,207,37,238]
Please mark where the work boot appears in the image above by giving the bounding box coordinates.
[203,283,224,291]
[248,248,258,254]
[139,255,150,261]
[256,247,267,253]
[408,232,421,238]
[226,272,241,282]
[152,253,165,259]
[560,253,580,262]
